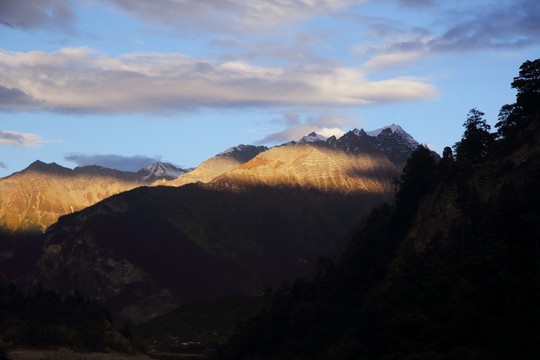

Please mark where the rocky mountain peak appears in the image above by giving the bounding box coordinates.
[23,160,72,176]
[137,162,186,182]
[298,132,327,143]
[367,124,420,165]
[217,144,269,163]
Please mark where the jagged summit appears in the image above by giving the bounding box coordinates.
[366,124,404,137]
[289,125,420,165]
[368,125,421,164]
[367,124,419,147]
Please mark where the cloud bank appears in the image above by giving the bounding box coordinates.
[360,0,540,71]
[64,153,161,172]
[0,47,437,113]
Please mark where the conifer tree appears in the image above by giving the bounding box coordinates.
[454,108,494,163]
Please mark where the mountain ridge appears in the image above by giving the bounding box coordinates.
[0,160,186,232]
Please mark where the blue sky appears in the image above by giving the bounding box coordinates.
[1,0,539,176]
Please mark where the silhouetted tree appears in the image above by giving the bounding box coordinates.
[512,59,540,106]
[442,146,453,160]
[496,59,540,139]
[395,144,436,215]
[454,108,494,163]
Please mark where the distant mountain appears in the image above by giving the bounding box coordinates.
[288,132,327,144]
[214,126,421,193]
[153,145,268,187]
[0,160,185,232]
[215,141,397,193]
[217,145,270,163]
[367,124,421,164]
[157,125,422,192]
[136,162,187,182]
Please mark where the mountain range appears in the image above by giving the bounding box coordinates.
[2,124,424,324]
[0,125,419,233]
[0,161,186,232]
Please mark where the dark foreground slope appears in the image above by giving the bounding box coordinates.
[213,60,540,359]
[0,282,134,355]
[24,183,386,324]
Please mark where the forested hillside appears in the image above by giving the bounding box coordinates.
[213,60,540,360]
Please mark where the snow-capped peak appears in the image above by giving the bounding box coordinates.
[298,132,327,143]
[139,162,185,181]
[366,124,403,137]
[366,124,419,146]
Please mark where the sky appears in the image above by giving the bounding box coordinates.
[1,0,539,176]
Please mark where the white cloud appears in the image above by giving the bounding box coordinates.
[0,130,45,147]
[0,47,438,114]
[257,113,356,144]
[257,124,345,144]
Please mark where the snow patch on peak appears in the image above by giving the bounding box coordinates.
[298,132,327,143]
[366,124,403,137]
[366,124,418,146]
[218,145,247,156]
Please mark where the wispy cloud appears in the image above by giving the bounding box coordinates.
[0,162,6,169]
[0,130,46,146]
[64,153,161,172]
[0,47,437,113]
[394,0,435,9]
[362,52,423,72]
[0,0,75,32]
